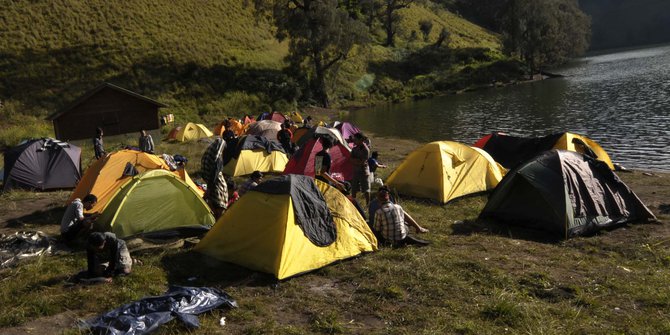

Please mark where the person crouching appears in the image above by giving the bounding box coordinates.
[87,232,132,283]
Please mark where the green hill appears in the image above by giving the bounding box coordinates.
[0,0,515,148]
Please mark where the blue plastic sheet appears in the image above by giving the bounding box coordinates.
[80,285,237,334]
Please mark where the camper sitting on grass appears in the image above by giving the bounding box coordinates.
[373,188,429,247]
[60,194,98,243]
[86,232,133,283]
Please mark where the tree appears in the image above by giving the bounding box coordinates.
[502,0,590,73]
[253,0,368,107]
[418,19,433,41]
[380,0,414,47]
[433,27,450,48]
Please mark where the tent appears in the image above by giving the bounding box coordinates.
[214,119,245,137]
[172,123,213,142]
[246,120,282,141]
[69,149,202,214]
[242,115,256,125]
[165,126,182,140]
[480,150,655,238]
[335,122,361,148]
[386,141,506,203]
[3,138,81,191]
[194,175,377,279]
[283,137,353,181]
[291,127,311,144]
[96,169,214,238]
[474,132,615,170]
[221,135,289,176]
[295,126,349,151]
[257,111,288,123]
[289,111,304,124]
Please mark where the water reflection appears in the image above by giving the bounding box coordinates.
[349,45,670,171]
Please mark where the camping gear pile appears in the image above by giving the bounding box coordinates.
[0,231,53,268]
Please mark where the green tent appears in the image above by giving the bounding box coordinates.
[480,150,655,238]
[96,169,214,238]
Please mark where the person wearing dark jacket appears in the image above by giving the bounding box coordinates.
[87,232,132,283]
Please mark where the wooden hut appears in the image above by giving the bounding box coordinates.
[47,83,166,140]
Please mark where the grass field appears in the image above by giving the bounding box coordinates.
[1,129,668,334]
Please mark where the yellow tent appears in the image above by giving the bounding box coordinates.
[553,133,614,170]
[222,135,289,176]
[289,111,304,124]
[96,170,214,238]
[386,141,506,203]
[195,176,377,279]
[69,150,202,213]
[174,122,213,141]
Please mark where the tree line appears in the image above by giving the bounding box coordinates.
[251,0,591,108]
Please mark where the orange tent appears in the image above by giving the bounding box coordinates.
[165,126,182,140]
[214,119,245,137]
[68,150,202,213]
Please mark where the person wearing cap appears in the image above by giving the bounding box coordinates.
[350,132,372,205]
[373,188,429,247]
[239,170,263,196]
[86,232,132,283]
[60,194,99,242]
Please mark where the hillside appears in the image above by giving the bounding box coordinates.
[0,0,513,148]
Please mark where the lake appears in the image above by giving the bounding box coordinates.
[348,44,670,172]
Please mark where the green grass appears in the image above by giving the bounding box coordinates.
[0,0,524,150]
[1,137,669,334]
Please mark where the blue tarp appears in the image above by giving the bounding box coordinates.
[80,286,237,334]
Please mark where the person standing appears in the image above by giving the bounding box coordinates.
[93,127,106,159]
[201,138,228,219]
[277,121,294,155]
[350,133,372,205]
[138,130,155,153]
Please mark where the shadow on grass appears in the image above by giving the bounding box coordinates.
[160,250,277,288]
[5,207,65,229]
[451,219,561,244]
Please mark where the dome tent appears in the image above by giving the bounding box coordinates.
[386,141,506,203]
[69,149,202,214]
[221,135,288,176]
[96,169,214,238]
[480,150,655,238]
[283,136,352,181]
[474,132,615,170]
[195,175,377,280]
[3,138,81,191]
[173,122,213,142]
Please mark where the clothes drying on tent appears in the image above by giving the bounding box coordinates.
[480,150,655,238]
[386,141,506,204]
[283,137,353,181]
[69,149,202,214]
[194,175,377,280]
[171,123,213,142]
[221,135,288,176]
[95,170,214,238]
[246,120,282,141]
[3,138,81,191]
[474,132,615,170]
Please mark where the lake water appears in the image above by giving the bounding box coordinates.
[349,44,670,171]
